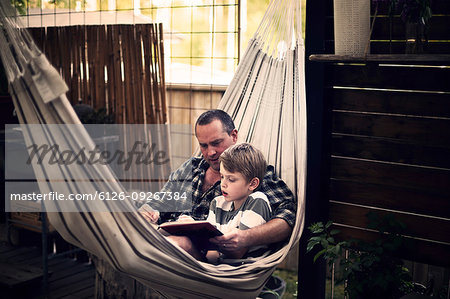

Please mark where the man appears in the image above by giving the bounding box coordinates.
[141,109,296,254]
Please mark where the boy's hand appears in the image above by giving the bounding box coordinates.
[138,204,160,224]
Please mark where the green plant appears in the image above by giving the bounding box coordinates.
[273,269,298,299]
[10,0,27,15]
[372,0,432,26]
[307,213,413,299]
[397,0,432,26]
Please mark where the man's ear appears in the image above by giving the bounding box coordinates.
[248,177,260,191]
[230,129,238,143]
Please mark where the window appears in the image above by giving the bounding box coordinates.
[13,0,240,86]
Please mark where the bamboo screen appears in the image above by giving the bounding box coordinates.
[27,24,170,191]
[28,24,167,125]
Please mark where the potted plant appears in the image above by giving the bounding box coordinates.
[372,0,398,52]
[398,0,432,53]
[372,0,432,53]
[307,213,415,299]
[258,275,287,299]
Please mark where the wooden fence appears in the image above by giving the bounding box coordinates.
[306,0,450,293]
[29,24,170,192]
[29,24,167,124]
[166,84,225,154]
[300,1,450,296]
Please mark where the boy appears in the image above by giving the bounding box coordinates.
[205,143,272,263]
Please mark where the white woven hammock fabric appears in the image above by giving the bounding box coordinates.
[0,0,306,297]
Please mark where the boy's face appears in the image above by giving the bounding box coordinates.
[219,163,258,207]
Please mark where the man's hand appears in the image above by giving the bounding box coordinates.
[210,228,249,258]
[138,204,160,224]
[210,218,292,252]
[176,215,195,222]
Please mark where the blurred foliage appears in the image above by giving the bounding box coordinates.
[11,0,87,13]
[48,0,86,9]
[326,280,346,299]
[274,268,298,299]
[307,213,414,299]
[10,0,27,14]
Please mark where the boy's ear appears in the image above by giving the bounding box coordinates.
[248,177,260,191]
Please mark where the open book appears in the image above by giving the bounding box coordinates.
[159,221,223,250]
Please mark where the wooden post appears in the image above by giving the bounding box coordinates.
[297,0,329,297]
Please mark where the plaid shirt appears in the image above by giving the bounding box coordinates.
[158,157,296,227]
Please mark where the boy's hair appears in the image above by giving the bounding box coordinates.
[219,143,267,185]
[195,109,235,135]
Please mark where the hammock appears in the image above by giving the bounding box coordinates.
[0,0,306,297]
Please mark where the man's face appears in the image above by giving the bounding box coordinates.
[196,119,237,171]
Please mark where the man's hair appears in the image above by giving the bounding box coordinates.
[219,143,267,185]
[195,109,235,135]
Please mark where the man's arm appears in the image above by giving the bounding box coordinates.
[212,191,292,252]
[243,218,292,246]
[210,218,292,251]
[138,158,198,223]
[262,165,297,227]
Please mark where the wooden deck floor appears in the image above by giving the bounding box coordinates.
[0,242,95,299]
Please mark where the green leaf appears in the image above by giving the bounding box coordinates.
[313,249,327,263]
[307,241,319,252]
[338,241,349,248]
[330,229,340,236]
[308,222,324,233]
[309,236,322,242]
[312,227,324,234]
